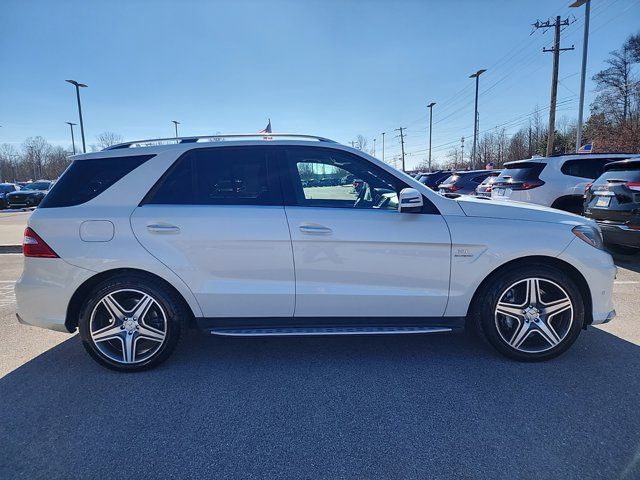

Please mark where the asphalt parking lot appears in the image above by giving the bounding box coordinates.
[0,251,639,480]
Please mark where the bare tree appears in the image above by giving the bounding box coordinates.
[95,132,124,150]
[592,43,636,123]
[353,135,368,151]
[22,136,51,180]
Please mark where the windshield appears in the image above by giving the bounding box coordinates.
[0,184,16,193]
[25,181,51,191]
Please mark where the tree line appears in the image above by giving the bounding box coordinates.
[0,132,123,183]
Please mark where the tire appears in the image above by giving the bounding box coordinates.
[78,274,187,372]
[474,265,584,362]
[606,243,640,256]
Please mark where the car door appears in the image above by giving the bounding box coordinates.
[280,146,451,318]
[131,145,295,318]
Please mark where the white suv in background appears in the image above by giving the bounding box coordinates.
[15,134,616,371]
[492,153,640,213]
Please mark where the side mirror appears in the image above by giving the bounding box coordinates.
[398,188,424,213]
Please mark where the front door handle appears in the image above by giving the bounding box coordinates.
[299,223,333,235]
[147,223,181,234]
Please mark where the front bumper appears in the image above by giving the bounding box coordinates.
[15,257,95,333]
[558,237,617,325]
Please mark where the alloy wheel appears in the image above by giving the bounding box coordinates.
[494,277,573,354]
[89,289,167,364]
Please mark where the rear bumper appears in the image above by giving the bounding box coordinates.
[597,222,640,248]
[15,258,95,333]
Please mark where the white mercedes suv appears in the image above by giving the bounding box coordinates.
[15,134,617,371]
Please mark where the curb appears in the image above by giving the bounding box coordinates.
[0,245,22,254]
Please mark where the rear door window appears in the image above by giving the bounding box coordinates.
[144,146,281,206]
[39,155,154,208]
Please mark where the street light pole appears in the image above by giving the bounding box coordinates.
[373,137,376,157]
[469,69,486,169]
[427,102,436,171]
[65,80,88,153]
[172,120,180,141]
[570,0,591,151]
[65,122,77,154]
[381,132,386,163]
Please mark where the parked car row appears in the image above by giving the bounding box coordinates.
[489,152,640,254]
[412,152,640,254]
[0,180,54,209]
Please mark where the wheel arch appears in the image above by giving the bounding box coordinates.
[466,255,593,329]
[65,268,196,332]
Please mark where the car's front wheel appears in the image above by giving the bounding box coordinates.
[475,265,584,361]
[78,275,186,371]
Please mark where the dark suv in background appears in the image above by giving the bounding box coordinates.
[438,170,492,195]
[584,159,640,254]
[416,170,453,191]
[6,180,53,209]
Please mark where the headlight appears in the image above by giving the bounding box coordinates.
[572,225,604,250]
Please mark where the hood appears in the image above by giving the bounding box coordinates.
[455,195,592,226]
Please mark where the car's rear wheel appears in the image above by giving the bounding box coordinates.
[475,265,584,361]
[78,275,186,371]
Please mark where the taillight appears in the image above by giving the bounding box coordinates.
[449,184,461,192]
[585,182,592,192]
[23,227,58,258]
[626,182,640,191]
[486,185,493,192]
[519,180,545,190]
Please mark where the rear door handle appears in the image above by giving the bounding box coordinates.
[299,223,333,235]
[147,224,181,234]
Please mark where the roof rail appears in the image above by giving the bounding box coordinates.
[104,133,337,150]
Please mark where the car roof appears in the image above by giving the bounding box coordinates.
[505,152,640,168]
[604,159,640,171]
[69,139,358,161]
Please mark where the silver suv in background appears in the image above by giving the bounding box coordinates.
[492,153,640,213]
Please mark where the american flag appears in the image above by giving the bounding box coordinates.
[577,143,593,154]
[259,119,272,134]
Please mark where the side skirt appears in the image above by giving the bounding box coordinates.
[196,316,466,337]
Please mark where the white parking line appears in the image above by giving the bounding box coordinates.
[0,283,16,307]
[614,280,640,285]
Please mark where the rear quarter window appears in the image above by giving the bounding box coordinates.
[560,158,614,180]
[39,154,154,208]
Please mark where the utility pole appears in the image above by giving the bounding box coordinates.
[570,0,591,151]
[172,120,180,140]
[427,102,436,171]
[533,17,574,156]
[460,137,465,170]
[65,122,77,154]
[469,70,486,170]
[373,138,376,157]
[395,127,406,172]
[381,132,386,163]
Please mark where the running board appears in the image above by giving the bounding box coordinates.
[209,325,452,337]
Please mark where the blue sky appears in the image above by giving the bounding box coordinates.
[1,0,639,169]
